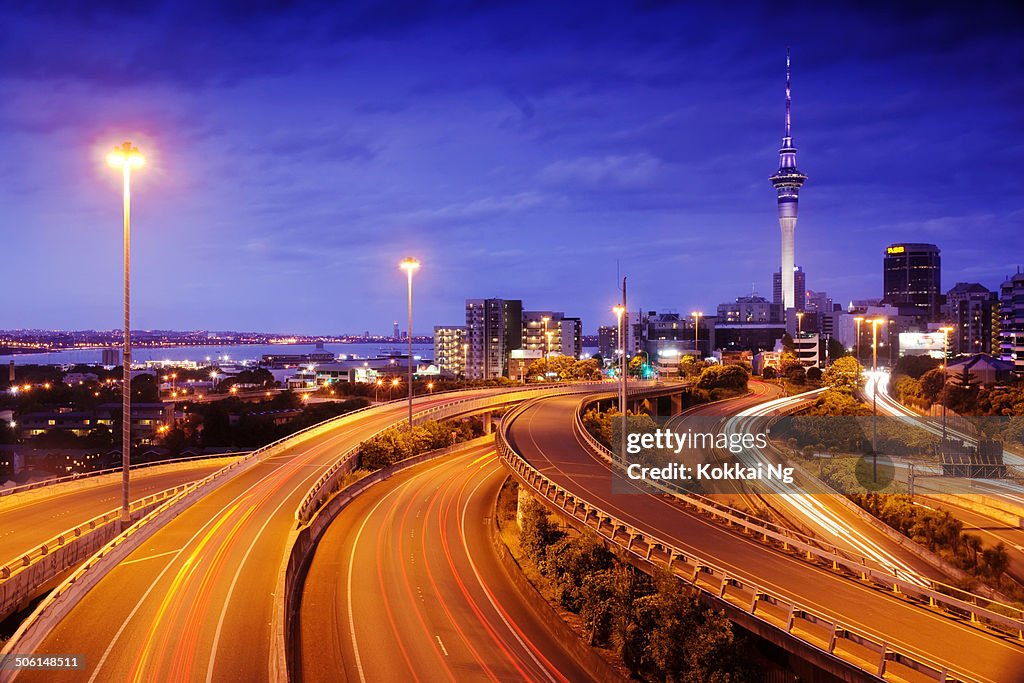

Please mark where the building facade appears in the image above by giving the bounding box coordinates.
[772,267,806,314]
[433,325,466,377]
[944,283,998,356]
[999,272,1024,375]
[522,311,582,360]
[718,295,775,324]
[465,299,523,379]
[882,243,941,319]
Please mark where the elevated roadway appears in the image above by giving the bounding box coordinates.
[7,387,579,683]
[503,387,1024,682]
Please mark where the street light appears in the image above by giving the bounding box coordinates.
[107,140,144,525]
[853,316,864,364]
[796,311,804,338]
[939,325,954,440]
[869,318,885,481]
[691,311,703,357]
[375,378,384,403]
[614,276,627,463]
[400,257,420,429]
[462,342,469,381]
[541,316,551,366]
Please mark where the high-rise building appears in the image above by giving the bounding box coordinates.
[882,243,941,319]
[769,50,808,315]
[772,267,806,313]
[945,283,997,356]
[522,311,583,359]
[101,348,121,367]
[597,326,618,359]
[392,321,400,340]
[465,299,523,379]
[433,325,466,377]
[806,290,832,313]
[999,271,1024,375]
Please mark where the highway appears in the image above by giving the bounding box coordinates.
[12,388,525,683]
[297,441,606,683]
[0,460,235,566]
[503,388,1024,682]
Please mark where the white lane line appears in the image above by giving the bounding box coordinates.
[119,548,181,566]
[436,636,449,656]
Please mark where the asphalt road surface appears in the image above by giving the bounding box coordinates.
[297,441,607,683]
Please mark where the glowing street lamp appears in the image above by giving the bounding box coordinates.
[691,311,703,356]
[853,316,864,364]
[400,257,420,429]
[939,325,954,440]
[868,318,885,481]
[107,140,144,525]
[614,276,627,462]
[796,311,804,338]
[541,316,551,366]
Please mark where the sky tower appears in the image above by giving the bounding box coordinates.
[770,49,808,315]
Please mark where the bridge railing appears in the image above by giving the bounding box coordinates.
[0,451,251,500]
[496,396,991,683]
[0,480,196,621]
[579,393,1024,627]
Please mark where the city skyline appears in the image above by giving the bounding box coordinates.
[2,3,1022,334]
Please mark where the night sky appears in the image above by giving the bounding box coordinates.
[2,1,1022,335]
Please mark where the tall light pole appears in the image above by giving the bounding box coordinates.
[541,316,550,367]
[462,342,469,380]
[939,325,953,441]
[691,311,703,357]
[614,277,627,462]
[869,318,884,481]
[107,141,144,524]
[796,310,804,337]
[854,316,864,365]
[400,257,419,429]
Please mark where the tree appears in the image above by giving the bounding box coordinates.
[784,364,806,384]
[761,365,777,380]
[130,373,160,402]
[696,365,749,392]
[822,356,862,393]
[920,368,946,404]
[519,496,563,565]
[806,366,823,382]
[826,337,848,362]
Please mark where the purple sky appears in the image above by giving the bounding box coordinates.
[1,2,1022,335]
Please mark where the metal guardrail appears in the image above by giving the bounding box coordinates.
[0,451,251,499]
[0,481,192,620]
[495,395,1008,683]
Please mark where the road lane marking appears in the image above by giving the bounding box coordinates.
[119,548,181,566]
[436,636,449,656]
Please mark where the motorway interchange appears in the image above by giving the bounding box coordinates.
[1,381,1023,682]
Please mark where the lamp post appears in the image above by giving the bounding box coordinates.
[107,141,144,524]
[375,378,383,403]
[939,326,953,441]
[614,277,627,463]
[854,316,864,364]
[400,257,419,429]
[462,343,469,380]
[869,318,884,481]
[796,311,804,338]
[541,316,550,365]
[691,311,703,357]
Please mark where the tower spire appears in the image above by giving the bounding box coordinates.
[785,47,792,139]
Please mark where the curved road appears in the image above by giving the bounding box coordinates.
[0,460,235,565]
[13,388,525,683]
[504,388,1024,682]
[298,442,606,682]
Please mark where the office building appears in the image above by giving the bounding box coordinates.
[882,243,941,319]
[999,271,1024,375]
[465,298,523,379]
[806,290,832,314]
[101,348,121,367]
[772,266,806,314]
[433,325,467,377]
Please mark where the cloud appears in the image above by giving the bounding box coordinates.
[539,153,663,189]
